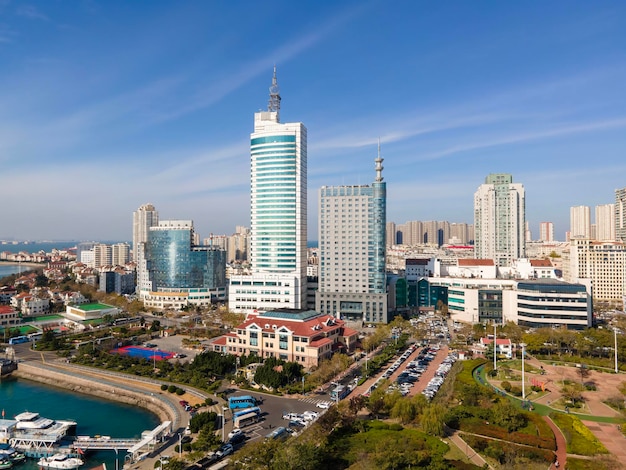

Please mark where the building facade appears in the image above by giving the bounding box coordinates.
[315,152,387,323]
[427,277,591,330]
[570,205,591,239]
[568,238,626,309]
[539,222,554,242]
[474,173,525,266]
[595,204,615,241]
[133,203,159,261]
[210,310,358,369]
[615,187,626,242]
[229,68,308,313]
[139,220,227,309]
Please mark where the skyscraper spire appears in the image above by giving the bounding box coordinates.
[375,138,384,182]
[268,65,281,122]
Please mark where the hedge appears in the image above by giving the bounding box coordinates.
[462,434,554,465]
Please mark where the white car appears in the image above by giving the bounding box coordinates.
[316,401,331,409]
[228,428,243,440]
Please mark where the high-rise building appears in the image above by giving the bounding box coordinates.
[569,205,591,239]
[386,222,396,246]
[316,149,387,323]
[112,243,130,266]
[568,238,626,309]
[93,244,112,268]
[595,204,615,241]
[474,173,525,266]
[133,203,159,261]
[614,188,626,242]
[539,222,554,242]
[229,68,308,313]
[139,220,227,309]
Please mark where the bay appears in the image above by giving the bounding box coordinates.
[1,376,160,469]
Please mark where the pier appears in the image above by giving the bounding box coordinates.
[72,422,172,464]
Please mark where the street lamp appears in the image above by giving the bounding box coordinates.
[521,343,526,400]
[178,433,182,459]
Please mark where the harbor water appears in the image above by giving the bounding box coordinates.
[0,376,160,470]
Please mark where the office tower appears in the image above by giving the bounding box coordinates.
[133,203,159,261]
[76,242,96,263]
[595,204,616,242]
[229,68,308,313]
[111,243,130,266]
[316,150,387,323]
[474,173,525,266]
[539,222,554,242]
[617,188,626,242]
[139,220,226,309]
[570,205,591,239]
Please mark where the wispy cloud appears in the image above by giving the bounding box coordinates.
[16,5,49,21]
[417,117,626,161]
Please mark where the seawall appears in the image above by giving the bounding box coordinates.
[13,363,177,426]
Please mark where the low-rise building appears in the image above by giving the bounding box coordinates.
[211,309,359,369]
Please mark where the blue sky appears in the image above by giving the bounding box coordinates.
[1,1,625,242]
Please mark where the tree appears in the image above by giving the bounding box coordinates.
[490,399,527,432]
[421,404,446,437]
[150,320,161,332]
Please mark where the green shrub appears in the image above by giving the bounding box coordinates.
[510,386,523,396]
[550,412,609,455]
[175,388,185,395]
[161,384,168,391]
[168,384,177,393]
[501,381,512,392]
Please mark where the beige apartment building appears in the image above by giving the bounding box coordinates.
[568,238,626,309]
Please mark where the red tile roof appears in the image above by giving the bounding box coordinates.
[530,259,553,267]
[458,259,495,266]
[0,306,16,315]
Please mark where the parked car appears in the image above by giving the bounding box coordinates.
[216,443,234,458]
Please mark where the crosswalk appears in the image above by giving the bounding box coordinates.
[298,397,330,406]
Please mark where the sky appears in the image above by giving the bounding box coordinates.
[1,1,625,243]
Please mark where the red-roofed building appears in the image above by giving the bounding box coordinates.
[215,309,359,369]
[479,337,513,358]
[0,305,20,328]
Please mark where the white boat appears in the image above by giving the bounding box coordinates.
[37,453,84,470]
[13,412,76,431]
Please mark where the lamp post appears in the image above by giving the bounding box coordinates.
[615,328,619,374]
[114,448,118,470]
[493,324,497,373]
[521,343,526,400]
[222,407,227,442]
[178,433,182,459]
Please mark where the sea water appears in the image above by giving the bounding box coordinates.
[0,376,160,469]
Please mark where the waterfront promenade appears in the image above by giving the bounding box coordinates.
[11,344,222,470]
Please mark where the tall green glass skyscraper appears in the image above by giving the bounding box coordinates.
[229,68,308,313]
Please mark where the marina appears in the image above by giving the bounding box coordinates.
[0,378,161,470]
[0,409,170,466]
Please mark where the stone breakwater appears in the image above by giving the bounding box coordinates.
[14,363,177,426]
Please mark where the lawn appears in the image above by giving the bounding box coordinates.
[549,412,609,456]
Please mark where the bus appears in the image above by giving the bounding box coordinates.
[330,385,350,401]
[28,332,43,342]
[8,336,30,345]
[232,407,261,419]
[233,410,261,429]
[228,395,258,410]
